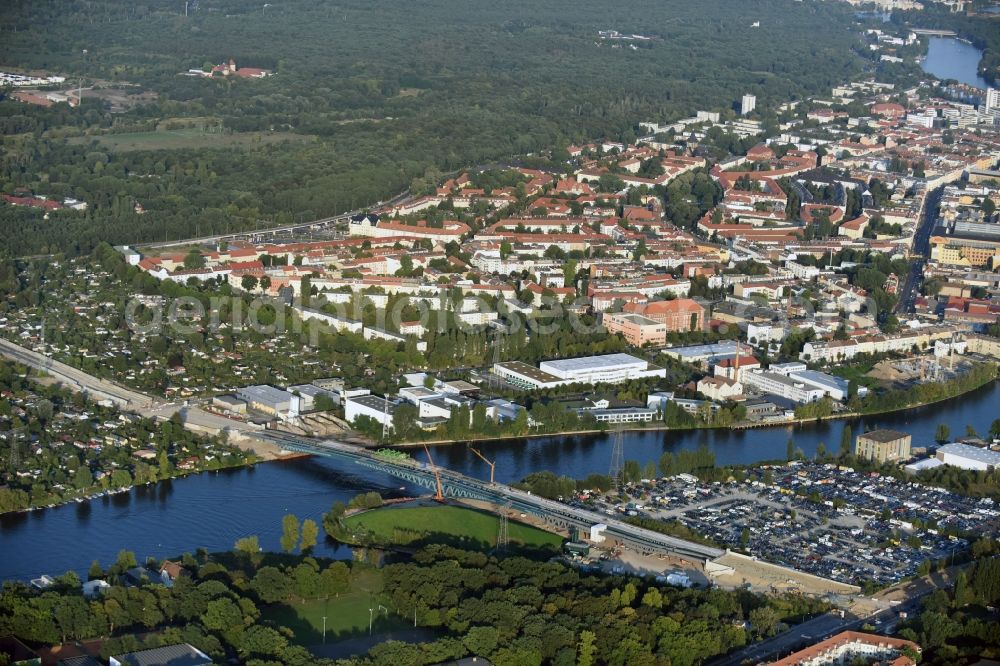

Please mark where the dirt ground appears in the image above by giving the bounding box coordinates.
[712,551,861,597]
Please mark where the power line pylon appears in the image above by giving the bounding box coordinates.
[3,428,24,468]
[497,501,510,551]
[609,425,625,491]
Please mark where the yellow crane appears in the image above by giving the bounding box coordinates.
[422,443,445,502]
[469,446,496,484]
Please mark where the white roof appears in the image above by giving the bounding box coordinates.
[542,353,646,372]
[904,458,944,472]
[938,443,1000,465]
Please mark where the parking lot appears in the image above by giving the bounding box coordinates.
[569,462,998,587]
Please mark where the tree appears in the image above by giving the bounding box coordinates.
[234,535,260,557]
[300,519,319,553]
[241,275,258,292]
[576,630,597,666]
[748,606,779,638]
[183,250,206,269]
[934,423,950,444]
[250,566,291,603]
[202,597,243,634]
[280,514,301,553]
[73,465,92,490]
[840,425,852,459]
[88,560,104,581]
[641,587,663,609]
[464,626,500,657]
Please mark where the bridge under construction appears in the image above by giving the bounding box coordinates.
[256,430,725,563]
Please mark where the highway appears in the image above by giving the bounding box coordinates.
[255,430,726,562]
[136,188,411,250]
[0,338,155,409]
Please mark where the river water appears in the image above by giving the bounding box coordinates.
[921,36,989,89]
[2,380,997,581]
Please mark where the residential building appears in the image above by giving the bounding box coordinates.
[741,93,757,115]
[855,429,912,463]
[770,631,918,666]
[696,375,743,401]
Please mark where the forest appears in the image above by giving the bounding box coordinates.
[0,0,867,256]
[0,539,833,666]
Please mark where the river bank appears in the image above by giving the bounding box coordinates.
[395,376,999,449]
[3,379,999,582]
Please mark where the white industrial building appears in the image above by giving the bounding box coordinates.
[935,443,1000,471]
[742,365,860,403]
[538,353,666,385]
[344,395,397,429]
[236,385,300,419]
[494,353,665,390]
[742,371,826,404]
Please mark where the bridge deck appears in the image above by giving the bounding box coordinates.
[257,431,724,561]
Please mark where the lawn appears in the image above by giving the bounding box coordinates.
[342,504,563,550]
[261,593,405,644]
[68,128,315,152]
[259,568,402,644]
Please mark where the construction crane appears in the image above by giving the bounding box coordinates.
[469,446,496,484]
[422,443,445,502]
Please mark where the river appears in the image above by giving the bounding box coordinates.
[1,380,997,581]
[920,36,989,89]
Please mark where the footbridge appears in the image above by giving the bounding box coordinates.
[257,431,724,563]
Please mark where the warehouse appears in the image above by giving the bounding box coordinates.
[935,443,1000,471]
[492,361,566,390]
[742,371,826,404]
[344,395,397,429]
[236,385,300,418]
[538,353,666,385]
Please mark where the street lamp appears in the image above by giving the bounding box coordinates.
[322,615,327,643]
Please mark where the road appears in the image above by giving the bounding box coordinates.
[707,567,959,666]
[894,187,942,316]
[136,188,411,250]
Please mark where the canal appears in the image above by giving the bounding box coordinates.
[920,36,989,89]
[1,380,997,582]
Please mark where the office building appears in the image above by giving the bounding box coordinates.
[623,298,706,332]
[855,429,912,463]
[603,312,668,346]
